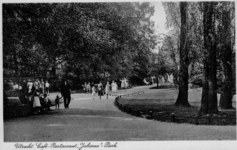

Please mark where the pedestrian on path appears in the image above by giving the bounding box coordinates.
[105,82,110,99]
[45,80,50,94]
[98,81,103,99]
[121,78,125,89]
[83,82,87,93]
[112,80,118,96]
[87,82,91,93]
[91,84,96,99]
[60,78,71,109]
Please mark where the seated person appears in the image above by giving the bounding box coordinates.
[41,94,52,111]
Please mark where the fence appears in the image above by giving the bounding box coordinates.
[119,91,145,98]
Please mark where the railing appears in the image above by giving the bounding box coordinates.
[119,91,145,98]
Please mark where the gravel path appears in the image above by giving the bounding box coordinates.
[4,85,236,142]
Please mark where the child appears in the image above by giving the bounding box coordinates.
[43,93,52,111]
[55,95,62,109]
[91,85,96,99]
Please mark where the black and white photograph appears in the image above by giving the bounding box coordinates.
[1,0,236,150]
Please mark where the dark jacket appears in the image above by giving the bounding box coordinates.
[60,82,71,97]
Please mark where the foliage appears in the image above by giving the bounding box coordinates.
[3,3,157,86]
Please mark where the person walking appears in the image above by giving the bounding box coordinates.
[98,81,103,99]
[45,80,50,94]
[111,80,118,96]
[105,82,110,99]
[60,79,71,109]
[83,82,87,93]
[87,82,91,93]
[121,78,125,89]
[91,84,96,99]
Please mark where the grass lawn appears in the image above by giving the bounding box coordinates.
[117,87,236,125]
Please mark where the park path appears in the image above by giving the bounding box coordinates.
[4,85,236,141]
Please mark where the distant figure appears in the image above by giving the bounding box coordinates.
[27,79,34,95]
[121,79,125,89]
[83,82,87,93]
[87,82,91,93]
[91,84,96,99]
[13,82,19,90]
[124,78,128,89]
[45,80,50,94]
[60,79,71,109]
[40,79,45,94]
[112,81,118,96]
[98,81,103,99]
[42,93,52,111]
[18,84,22,90]
[55,95,62,109]
[34,78,40,90]
[33,90,42,114]
[105,82,111,99]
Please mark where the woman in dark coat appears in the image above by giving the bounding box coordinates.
[60,79,71,109]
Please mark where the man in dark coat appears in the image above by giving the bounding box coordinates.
[60,79,71,109]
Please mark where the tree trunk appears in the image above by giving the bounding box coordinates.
[199,2,218,115]
[175,2,190,107]
[219,6,233,109]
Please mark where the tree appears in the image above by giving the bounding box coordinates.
[3,3,157,88]
[175,2,190,106]
[199,2,218,115]
[217,2,235,109]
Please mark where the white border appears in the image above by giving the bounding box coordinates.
[0,0,236,150]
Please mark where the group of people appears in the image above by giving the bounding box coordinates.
[84,80,119,99]
[120,78,129,89]
[4,79,50,94]
[18,78,52,115]
[26,78,71,114]
[83,82,93,93]
[4,78,55,115]
[5,77,131,115]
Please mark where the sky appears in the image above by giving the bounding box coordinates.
[150,2,170,53]
[150,2,169,35]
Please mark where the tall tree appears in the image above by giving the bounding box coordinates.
[218,2,235,109]
[175,2,190,106]
[199,2,218,114]
[163,2,190,106]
